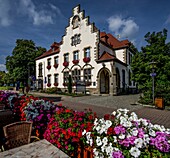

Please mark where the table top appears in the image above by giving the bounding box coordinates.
[0,139,70,158]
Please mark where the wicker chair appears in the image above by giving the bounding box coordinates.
[3,121,39,150]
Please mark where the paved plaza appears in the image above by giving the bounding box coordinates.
[30,92,170,128]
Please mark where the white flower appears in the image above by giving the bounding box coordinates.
[134,138,143,148]
[131,128,138,136]
[105,143,113,156]
[102,137,108,145]
[112,111,116,116]
[119,134,125,139]
[94,118,98,126]
[82,129,86,136]
[130,147,141,158]
[149,129,156,137]
[96,136,102,146]
[113,136,117,143]
[105,120,112,128]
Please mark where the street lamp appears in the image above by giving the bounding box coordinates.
[149,61,157,104]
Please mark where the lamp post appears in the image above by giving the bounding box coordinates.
[149,61,157,104]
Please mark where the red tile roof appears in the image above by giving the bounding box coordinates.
[36,42,61,60]
[100,32,130,49]
[97,51,127,66]
[98,51,115,62]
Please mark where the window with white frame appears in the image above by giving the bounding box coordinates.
[84,47,90,58]
[54,74,58,83]
[72,69,81,82]
[73,51,79,60]
[63,71,69,83]
[47,75,51,84]
[54,56,58,65]
[47,58,51,66]
[84,68,91,82]
[64,53,69,62]
[38,63,43,77]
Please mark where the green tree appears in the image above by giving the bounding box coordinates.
[131,29,170,105]
[0,71,6,86]
[5,39,46,91]
[67,75,72,94]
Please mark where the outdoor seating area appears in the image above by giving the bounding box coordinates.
[0,90,170,158]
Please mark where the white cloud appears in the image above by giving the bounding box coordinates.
[19,0,54,25]
[0,64,6,72]
[107,15,139,39]
[0,0,11,26]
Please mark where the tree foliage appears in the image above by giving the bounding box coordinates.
[5,39,46,84]
[131,29,170,105]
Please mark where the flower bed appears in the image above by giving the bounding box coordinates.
[44,108,97,156]
[1,90,170,157]
[82,109,170,158]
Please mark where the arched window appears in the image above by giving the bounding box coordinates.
[122,69,125,88]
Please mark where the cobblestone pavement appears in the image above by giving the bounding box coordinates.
[30,92,170,128]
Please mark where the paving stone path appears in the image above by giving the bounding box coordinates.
[30,92,170,128]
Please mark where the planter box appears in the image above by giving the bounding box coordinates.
[155,98,164,109]
[77,146,93,158]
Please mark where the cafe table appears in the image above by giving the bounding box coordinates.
[0,139,70,158]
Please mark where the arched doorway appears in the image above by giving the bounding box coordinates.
[100,69,110,94]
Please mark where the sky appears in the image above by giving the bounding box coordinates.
[0,0,170,71]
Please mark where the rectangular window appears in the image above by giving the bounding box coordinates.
[54,74,58,83]
[72,69,81,83]
[64,54,69,62]
[38,63,43,77]
[73,51,79,60]
[84,47,90,58]
[84,68,91,81]
[63,71,69,83]
[47,58,51,66]
[54,57,58,65]
[47,75,51,84]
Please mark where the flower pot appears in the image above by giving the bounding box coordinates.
[46,65,51,70]
[155,98,164,109]
[83,57,90,63]
[47,83,51,87]
[54,83,58,86]
[53,64,58,68]
[77,146,93,158]
[72,60,79,65]
[63,61,69,67]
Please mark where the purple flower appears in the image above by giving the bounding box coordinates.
[112,150,124,158]
[114,125,125,135]
[47,114,51,120]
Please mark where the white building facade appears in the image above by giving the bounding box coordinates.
[35,5,137,95]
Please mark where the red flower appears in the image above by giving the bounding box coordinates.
[47,83,51,87]
[63,61,69,67]
[72,60,79,65]
[53,64,58,68]
[46,65,51,70]
[83,57,90,63]
[54,83,58,86]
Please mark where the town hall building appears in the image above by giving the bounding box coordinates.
[35,5,136,95]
